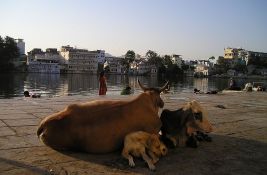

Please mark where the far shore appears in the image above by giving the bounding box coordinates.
[1,71,267,80]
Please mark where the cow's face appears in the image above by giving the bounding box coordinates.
[183,100,213,133]
[146,90,164,108]
[138,80,168,109]
[147,134,168,157]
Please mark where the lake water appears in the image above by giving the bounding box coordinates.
[0,73,265,99]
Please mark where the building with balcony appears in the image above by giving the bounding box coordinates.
[171,54,182,68]
[194,60,213,77]
[104,56,124,74]
[224,47,241,59]
[224,47,267,65]
[129,58,157,75]
[60,46,99,74]
[27,48,63,73]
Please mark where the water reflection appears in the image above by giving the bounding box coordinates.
[0,73,27,98]
[66,74,98,95]
[24,73,62,95]
[0,73,266,99]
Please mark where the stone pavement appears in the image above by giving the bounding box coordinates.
[0,92,266,175]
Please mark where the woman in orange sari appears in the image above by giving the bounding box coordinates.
[99,71,107,95]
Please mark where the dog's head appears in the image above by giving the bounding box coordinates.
[147,134,168,157]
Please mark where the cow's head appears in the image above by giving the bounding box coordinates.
[182,100,213,134]
[138,80,169,109]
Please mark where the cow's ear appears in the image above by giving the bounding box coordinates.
[138,79,148,91]
[159,81,169,92]
[155,96,164,108]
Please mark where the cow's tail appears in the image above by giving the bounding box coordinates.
[37,121,50,147]
[37,118,49,141]
[37,123,44,139]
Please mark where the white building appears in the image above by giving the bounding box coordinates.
[171,54,182,68]
[195,64,209,77]
[137,60,151,74]
[194,60,213,77]
[96,50,105,64]
[11,39,27,68]
[104,56,124,74]
[16,39,25,55]
[27,48,62,73]
[60,46,98,74]
[197,60,212,67]
[129,58,157,75]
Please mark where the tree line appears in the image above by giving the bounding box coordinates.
[0,36,19,72]
[120,50,183,77]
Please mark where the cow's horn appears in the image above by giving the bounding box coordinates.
[160,81,169,92]
[138,79,149,91]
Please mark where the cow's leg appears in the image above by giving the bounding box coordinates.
[122,148,135,167]
[147,150,159,164]
[166,134,177,147]
[140,149,155,171]
[178,136,187,147]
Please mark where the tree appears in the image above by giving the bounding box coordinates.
[146,50,158,59]
[216,57,230,71]
[162,55,172,68]
[121,50,135,73]
[146,50,163,68]
[0,36,19,72]
[233,62,247,73]
[181,62,189,71]
[209,56,215,60]
[167,64,183,75]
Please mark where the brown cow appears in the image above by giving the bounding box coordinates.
[37,80,169,154]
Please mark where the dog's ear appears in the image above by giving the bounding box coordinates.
[147,134,158,147]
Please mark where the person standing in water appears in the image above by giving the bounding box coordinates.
[99,71,107,95]
[120,86,132,95]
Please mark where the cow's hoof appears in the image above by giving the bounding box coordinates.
[196,135,204,141]
[204,135,212,142]
[160,136,176,148]
[196,131,212,142]
[186,136,198,148]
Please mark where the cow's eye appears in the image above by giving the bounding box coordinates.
[194,113,203,121]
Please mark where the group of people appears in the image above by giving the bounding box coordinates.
[193,88,218,94]
[24,91,41,98]
[193,78,242,94]
[227,78,242,90]
[98,71,132,96]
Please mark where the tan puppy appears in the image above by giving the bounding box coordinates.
[122,131,168,171]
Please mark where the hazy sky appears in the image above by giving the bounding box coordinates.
[1,0,267,59]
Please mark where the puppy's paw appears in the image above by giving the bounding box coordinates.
[148,163,156,171]
[129,159,135,167]
[152,157,159,164]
